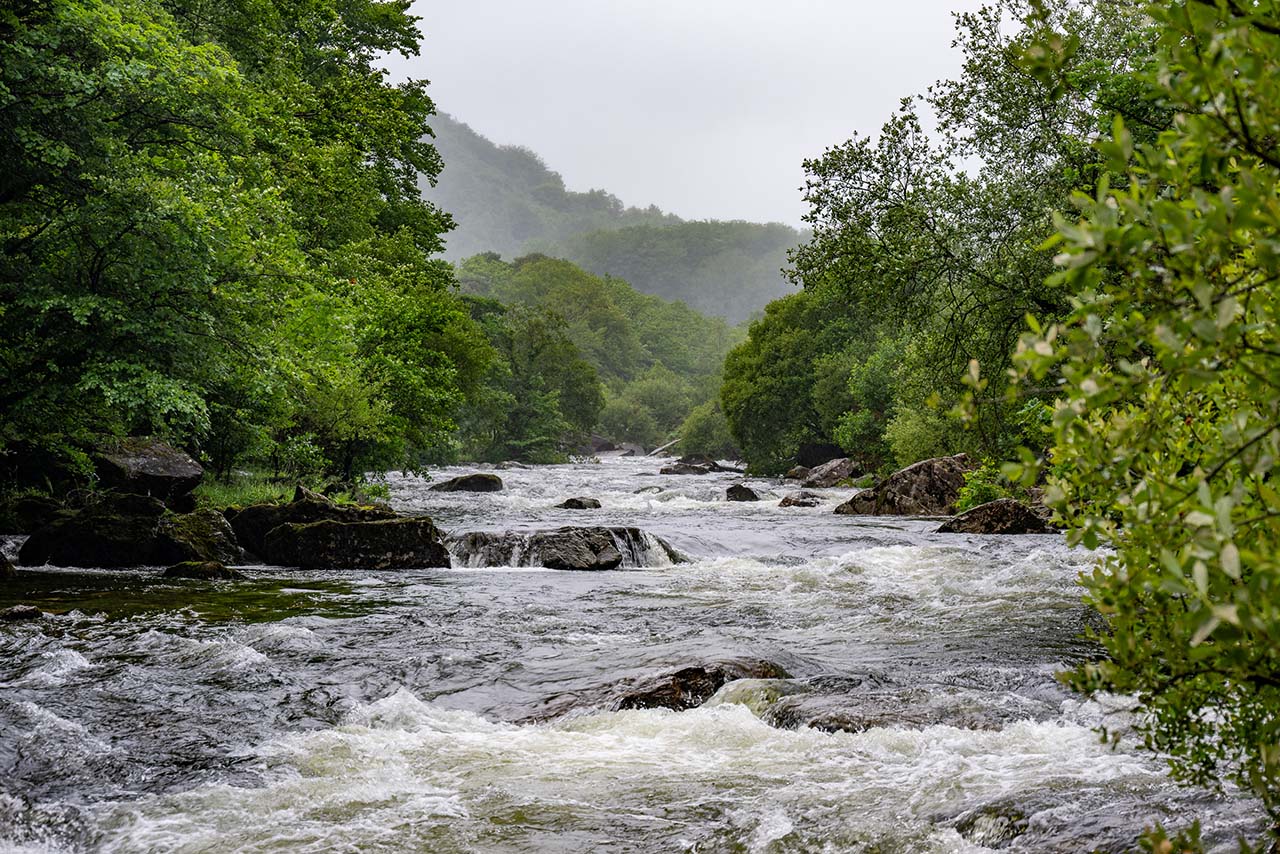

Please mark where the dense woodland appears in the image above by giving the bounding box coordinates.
[3,0,1280,845]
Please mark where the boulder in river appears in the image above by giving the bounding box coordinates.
[0,494,62,534]
[1,604,42,622]
[450,526,681,570]
[263,517,450,569]
[779,491,821,508]
[726,483,759,502]
[936,499,1055,535]
[660,462,712,475]
[429,473,503,493]
[17,494,236,568]
[95,437,203,509]
[557,497,602,510]
[784,465,811,481]
[1,555,16,580]
[162,560,245,580]
[802,458,859,488]
[615,660,792,711]
[834,454,976,516]
[230,488,398,558]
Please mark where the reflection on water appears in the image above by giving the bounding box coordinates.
[0,457,1263,852]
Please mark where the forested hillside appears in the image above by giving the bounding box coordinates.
[424,114,803,323]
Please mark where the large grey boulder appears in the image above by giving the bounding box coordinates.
[229,487,398,558]
[449,526,681,570]
[936,499,1055,535]
[263,517,450,569]
[835,454,976,516]
[803,458,859,488]
[429,473,503,493]
[95,438,203,509]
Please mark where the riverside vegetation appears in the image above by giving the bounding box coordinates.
[2,0,1280,849]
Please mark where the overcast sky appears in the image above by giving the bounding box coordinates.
[383,1,985,226]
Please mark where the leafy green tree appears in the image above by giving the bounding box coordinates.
[1011,1,1280,832]
[678,401,739,460]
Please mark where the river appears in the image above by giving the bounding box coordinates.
[0,456,1261,852]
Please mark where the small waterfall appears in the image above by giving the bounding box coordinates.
[448,526,683,569]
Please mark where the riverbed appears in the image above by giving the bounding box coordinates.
[0,456,1260,852]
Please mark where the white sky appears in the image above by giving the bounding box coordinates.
[383,1,985,226]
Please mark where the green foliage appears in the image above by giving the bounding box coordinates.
[1008,0,1280,833]
[954,460,1022,513]
[678,401,739,460]
[424,115,804,323]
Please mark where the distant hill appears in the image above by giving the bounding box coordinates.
[423,114,804,324]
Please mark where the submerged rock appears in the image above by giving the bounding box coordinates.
[726,483,760,502]
[1,604,41,621]
[615,660,792,711]
[936,499,1055,535]
[450,526,681,570]
[263,517,450,570]
[834,454,976,516]
[230,489,398,558]
[802,457,859,488]
[429,473,503,493]
[16,494,232,568]
[162,560,245,580]
[557,497,602,510]
[779,491,822,508]
[95,437,203,509]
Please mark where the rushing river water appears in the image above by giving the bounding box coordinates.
[0,456,1263,853]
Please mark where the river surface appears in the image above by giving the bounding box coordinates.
[0,456,1261,852]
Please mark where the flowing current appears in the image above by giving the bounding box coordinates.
[0,456,1261,852]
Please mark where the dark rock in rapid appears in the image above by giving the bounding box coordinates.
[1,555,16,579]
[615,660,792,712]
[802,457,859,488]
[936,499,1055,535]
[1,604,41,622]
[617,443,647,457]
[953,802,1030,849]
[428,473,503,493]
[17,494,236,568]
[835,453,976,516]
[660,462,713,475]
[95,437,203,509]
[779,491,821,508]
[263,517,451,570]
[230,487,398,558]
[557,497,602,510]
[784,465,811,481]
[726,483,759,502]
[450,526,682,570]
[661,454,745,476]
[162,560,245,580]
[633,485,663,495]
[154,509,243,565]
[0,494,62,534]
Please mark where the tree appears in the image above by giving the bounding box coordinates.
[1012,0,1280,836]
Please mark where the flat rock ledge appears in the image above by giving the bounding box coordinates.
[936,499,1055,535]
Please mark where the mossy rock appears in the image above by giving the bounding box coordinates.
[263,517,450,570]
[162,561,245,580]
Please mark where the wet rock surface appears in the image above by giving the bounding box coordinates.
[229,488,398,558]
[725,484,759,502]
[779,491,821,508]
[263,518,450,570]
[802,457,859,488]
[428,473,503,493]
[449,526,681,570]
[95,438,203,509]
[1,555,15,580]
[835,453,976,516]
[0,604,41,621]
[154,509,243,565]
[615,660,792,711]
[937,499,1056,535]
[557,497,602,510]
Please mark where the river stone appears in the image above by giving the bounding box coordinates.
[936,499,1055,535]
[262,517,450,569]
[429,473,503,493]
[726,483,759,502]
[834,454,976,516]
[449,526,681,570]
[230,491,398,558]
[18,494,166,567]
[155,509,243,565]
[557,497,602,510]
[660,462,712,475]
[95,438,203,508]
[779,491,821,508]
[163,560,245,580]
[802,457,859,488]
[615,660,792,711]
[1,604,41,621]
[0,495,62,534]
[784,465,811,481]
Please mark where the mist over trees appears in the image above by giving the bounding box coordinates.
[422,114,804,324]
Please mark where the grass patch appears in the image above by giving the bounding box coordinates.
[194,472,295,510]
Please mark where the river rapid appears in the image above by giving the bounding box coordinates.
[0,456,1261,853]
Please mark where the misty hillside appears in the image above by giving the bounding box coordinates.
[423,114,803,324]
